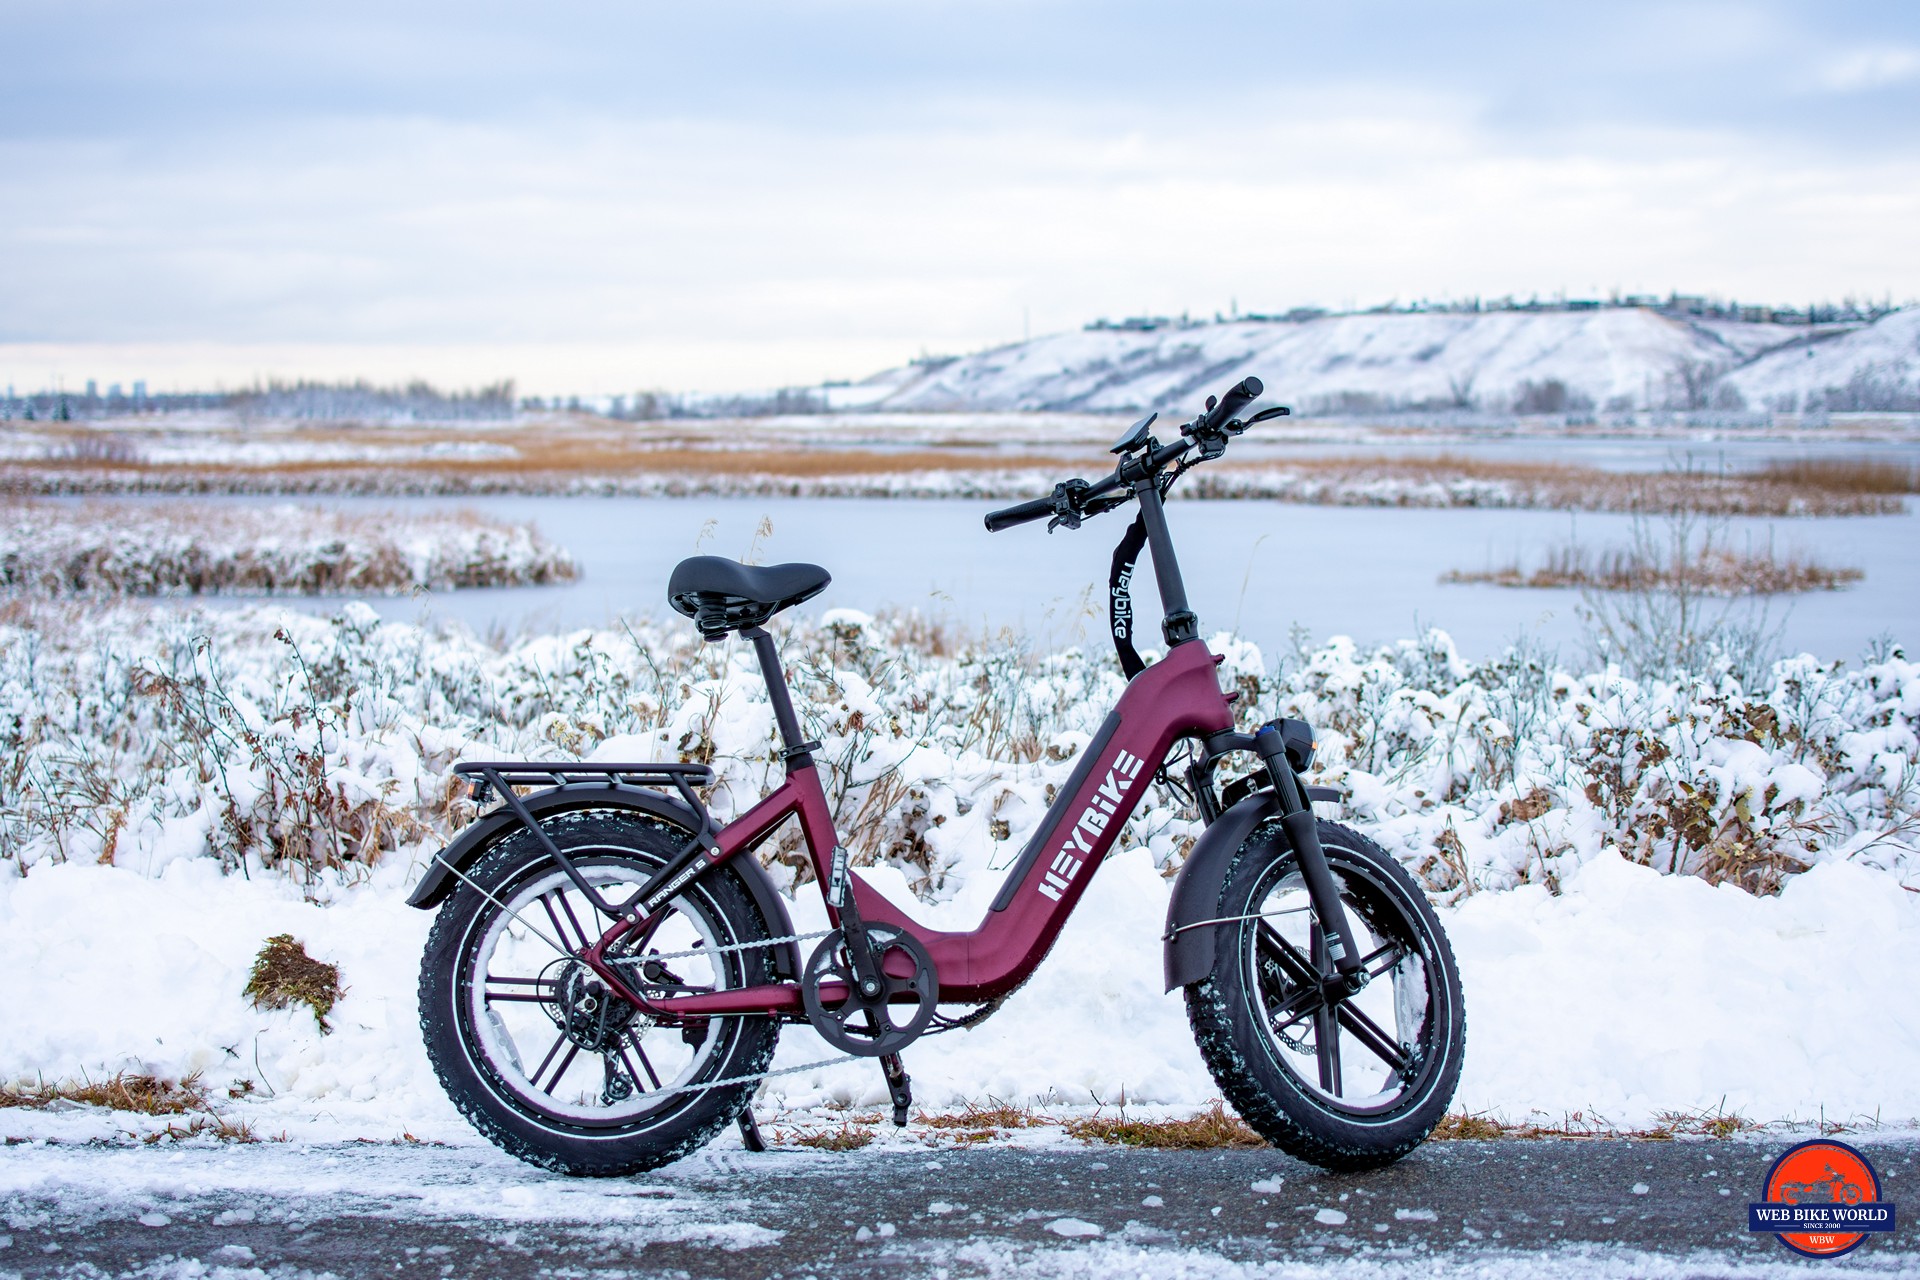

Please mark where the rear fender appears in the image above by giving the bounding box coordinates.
[405,784,800,981]
[1162,789,1281,991]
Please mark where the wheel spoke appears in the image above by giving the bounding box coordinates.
[1361,940,1408,979]
[530,1033,569,1088]
[540,891,587,954]
[1266,975,1328,1024]
[541,1044,581,1095]
[554,891,595,952]
[619,1035,662,1092]
[1256,921,1321,987]
[625,1034,664,1090]
[1334,1002,1412,1077]
[1313,1005,1343,1093]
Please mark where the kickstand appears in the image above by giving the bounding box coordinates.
[879,1053,913,1127]
[736,1106,767,1153]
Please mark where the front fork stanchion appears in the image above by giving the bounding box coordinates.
[1255,727,1365,985]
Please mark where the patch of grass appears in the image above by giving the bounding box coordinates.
[1443,542,1862,595]
[916,1099,1051,1143]
[776,1119,877,1151]
[1749,456,1918,495]
[1063,1101,1267,1150]
[1645,1105,1765,1140]
[244,934,342,1032]
[1429,1111,1512,1140]
[1213,453,1906,517]
[142,1114,259,1145]
[1431,1104,1765,1141]
[0,1072,210,1114]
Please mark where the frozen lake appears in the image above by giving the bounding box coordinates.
[188,491,1918,664]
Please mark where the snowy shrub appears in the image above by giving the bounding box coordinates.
[0,500,577,596]
[1,602,1913,904]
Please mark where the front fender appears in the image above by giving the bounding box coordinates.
[405,783,799,981]
[1162,790,1281,992]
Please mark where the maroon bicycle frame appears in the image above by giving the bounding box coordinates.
[578,638,1235,1019]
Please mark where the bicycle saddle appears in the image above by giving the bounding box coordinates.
[668,556,832,639]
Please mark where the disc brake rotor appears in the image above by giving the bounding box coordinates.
[801,924,937,1057]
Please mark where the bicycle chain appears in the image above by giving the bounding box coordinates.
[606,927,834,969]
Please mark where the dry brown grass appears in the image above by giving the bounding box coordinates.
[1210,453,1907,517]
[9,422,1913,518]
[916,1099,1052,1143]
[244,934,342,1032]
[1443,542,1863,595]
[1749,456,1919,495]
[1062,1101,1267,1150]
[775,1118,879,1151]
[1,422,1078,482]
[1430,1104,1763,1141]
[0,1072,210,1114]
[140,1115,260,1144]
[0,1071,261,1142]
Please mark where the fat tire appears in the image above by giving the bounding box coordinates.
[1185,818,1465,1172]
[418,810,779,1177]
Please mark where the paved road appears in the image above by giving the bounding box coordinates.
[1,1137,1915,1277]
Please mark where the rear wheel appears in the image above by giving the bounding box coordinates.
[1186,819,1465,1171]
[418,811,780,1176]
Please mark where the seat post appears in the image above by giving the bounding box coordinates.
[739,626,814,768]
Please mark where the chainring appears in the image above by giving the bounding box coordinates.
[801,924,938,1057]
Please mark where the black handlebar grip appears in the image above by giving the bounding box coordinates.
[1201,375,1264,433]
[984,494,1057,532]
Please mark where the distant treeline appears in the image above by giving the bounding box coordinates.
[1,379,521,422]
[1092,292,1911,333]
[0,379,832,422]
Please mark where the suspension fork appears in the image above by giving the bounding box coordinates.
[1253,724,1367,989]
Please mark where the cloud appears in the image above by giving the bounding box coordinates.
[3,3,1918,391]
[1815,46,1920,92]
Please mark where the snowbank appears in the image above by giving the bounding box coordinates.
[2,604,1916,1134]
[1,842,1914,1139]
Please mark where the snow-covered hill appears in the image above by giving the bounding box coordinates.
[843,307,1919,417]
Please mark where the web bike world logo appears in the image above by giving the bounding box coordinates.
[1037,748,1145,901]
[1748,1139,1896,1258]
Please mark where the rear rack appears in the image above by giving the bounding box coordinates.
[452,761,718,924]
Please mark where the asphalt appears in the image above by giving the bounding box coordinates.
[1,1137,1916,1277]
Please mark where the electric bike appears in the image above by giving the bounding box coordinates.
[408,376,1466,1175]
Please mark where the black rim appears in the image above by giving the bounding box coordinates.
[1237,841,1452,1119]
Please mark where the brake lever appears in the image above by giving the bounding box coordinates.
[1044,478,1092,532]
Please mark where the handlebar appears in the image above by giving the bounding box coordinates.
[984,376,1274,534]
[1198,375,1263,436]
[983,493,1058,532]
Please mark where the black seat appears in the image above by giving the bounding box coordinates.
[667,556,832,639]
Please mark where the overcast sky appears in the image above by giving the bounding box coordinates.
[3,1,1918,393]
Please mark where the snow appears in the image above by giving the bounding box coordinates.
[1729,309,1920,413]
[859,309,1918,418]
[0,1142,784,1247]
[1,603,1917,1141]
[0,500,576,595]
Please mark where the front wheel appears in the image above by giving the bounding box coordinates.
[1186,818,1465,1171]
